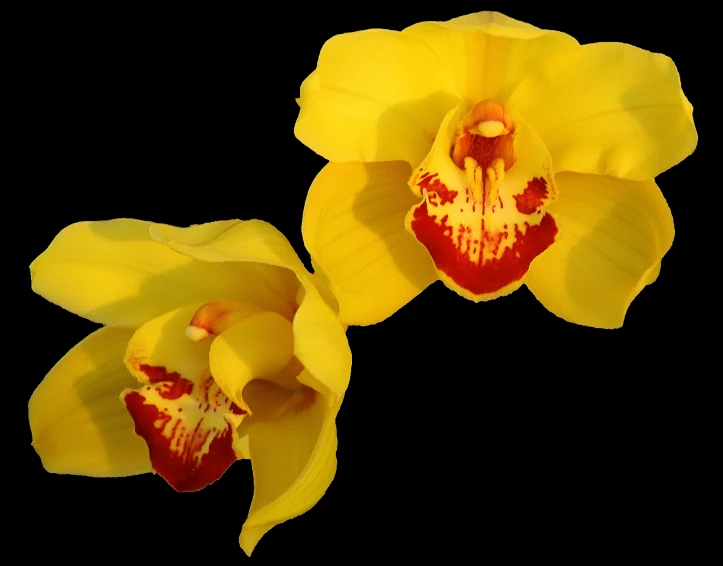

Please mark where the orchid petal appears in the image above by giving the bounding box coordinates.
[29,327,151,477]
[525,172,674,328]
[295,28,461,166]
[303,161,437,326]
[404,11,578,106]
[124,304,212,384]
[208,312,296,413]
[507,42,697,180]
[239,371,339,556]
[30,219,296,328]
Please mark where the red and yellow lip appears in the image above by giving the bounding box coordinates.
[407,100,558,301]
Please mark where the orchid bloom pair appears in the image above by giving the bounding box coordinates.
[29,11,695,557]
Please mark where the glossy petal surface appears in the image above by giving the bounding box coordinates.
[404,12,578,105]
[295,28,460,166]
[208,312,296,411]
[239,371,339,555]
[31,219,296,328]
[303,161,437,325]
[29,327,151,476]
[507,42,697,180]
[525,172,674,328]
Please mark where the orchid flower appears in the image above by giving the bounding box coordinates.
[29,218,351,556]
[295,11,697,328]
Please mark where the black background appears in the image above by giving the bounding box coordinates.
[19,4,708,563]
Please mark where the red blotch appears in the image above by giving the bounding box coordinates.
[418,173,458,206]
[124,368,246,492]
[139,364,193,400]
[229,403,247,416]
[411,202,558,295]
[139,364,180,383]
[514,177,548,214]
[124,391,239,493]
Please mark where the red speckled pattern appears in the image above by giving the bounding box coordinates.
[411,202,557,295]
[409,173,557,297]
[123,365,246,492]
[514,177,549,214]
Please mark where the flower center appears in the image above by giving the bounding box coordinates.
[122,301,314,493]
[405,99,559,301]
[185,301,314,417]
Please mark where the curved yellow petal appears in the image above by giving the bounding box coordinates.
[150,219,307,275]
[295,28,461,166]
[151,220,352,403]
[125,304,211,384]
[208,312,296,412]
[525,172,674,328]
[445,11,545,33]
[31,219,297,328]
[404,12,578,106]
[239,374,339,556]
[303,161,437,326]
[507,42,697,180]
[29,326,151,477]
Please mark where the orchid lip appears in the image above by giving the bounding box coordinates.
[406,100,558,301]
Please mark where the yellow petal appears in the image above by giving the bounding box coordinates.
[445,11,545,33]
[208,312,295,412]
[404,12,578,106]
[507,42,697,180]
[151,220,352,403]
[295,28,461,166]
[303,161,437,326]
[525,172,674,328]
[239,373,340,555]
[29,326,151,476]
[31,219,297,328]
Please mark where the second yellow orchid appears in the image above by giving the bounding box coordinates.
[295,11,697,328]
[29,218,351,555]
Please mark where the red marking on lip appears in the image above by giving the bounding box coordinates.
[418,173,458,207]
[139,364,181,383]
[123,369,246,492]
[139,364,193,400]
[411,203,558,295]
[514,177,548,214]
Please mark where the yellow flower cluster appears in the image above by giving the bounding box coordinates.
[28,11,695,559]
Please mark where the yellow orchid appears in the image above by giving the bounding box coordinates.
[29,218,351,556]
[295,11,697,328]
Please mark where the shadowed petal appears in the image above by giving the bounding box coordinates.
[525,172,674,328]
[239,371,340,556]
[295,28,461,166]
[404,11,578,106]
[30,219,297,328]
[30,327,151,477]
[303,161,437,325]
[507,42,697,180]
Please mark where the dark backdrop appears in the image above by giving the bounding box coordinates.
[20,4,706,563]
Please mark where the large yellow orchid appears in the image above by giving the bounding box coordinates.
[295,11,697,328]
[29,218,351,556]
